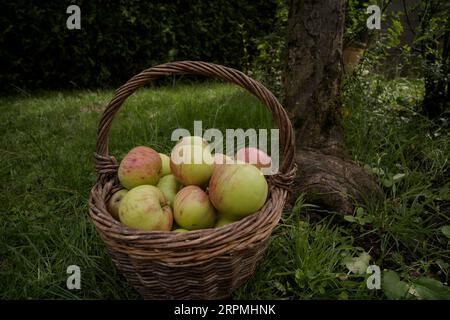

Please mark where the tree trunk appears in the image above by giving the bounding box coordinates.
[283,0,383,213]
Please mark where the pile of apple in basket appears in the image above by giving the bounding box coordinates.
[108,136,272,231]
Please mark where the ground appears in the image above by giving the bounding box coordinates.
[0,80,449,299]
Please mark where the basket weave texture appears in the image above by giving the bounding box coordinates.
[88,61,296,299]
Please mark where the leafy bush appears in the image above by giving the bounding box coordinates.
[246,0,288,97]
[0,0,278,92]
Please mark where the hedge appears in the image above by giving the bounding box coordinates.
[0,0,278,92]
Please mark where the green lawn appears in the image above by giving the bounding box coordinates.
[0,80,449,299]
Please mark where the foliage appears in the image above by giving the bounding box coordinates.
[235,210,375,299]
[345,0,371,44]
[383,270,450,300]
[342,71,450,294]
[0,0,278,92]
[411,0,450,118]
[349,0,450,118]
[247,0,288,97]
[344,0,392,44]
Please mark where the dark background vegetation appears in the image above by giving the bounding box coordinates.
[0,0,278,92]
[1,0,447,120]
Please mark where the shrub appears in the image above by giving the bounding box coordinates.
[0,0,277,92]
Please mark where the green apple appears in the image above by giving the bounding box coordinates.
[209,163,268,219]
[156,174,180,207]
[173,185,216,230]
[106,189,128,220]
[173,228,188,232]
[215,215,236,228]
[118,146,161,189]
[119,185,173,231]
[170,136,214,186]
[159,153,171,176]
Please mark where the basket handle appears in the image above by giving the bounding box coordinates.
[95,61,296,189]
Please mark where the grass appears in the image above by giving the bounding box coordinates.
[341,74,450,292]
[0,78,449,299]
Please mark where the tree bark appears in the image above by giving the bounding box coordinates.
[283,0,383,213]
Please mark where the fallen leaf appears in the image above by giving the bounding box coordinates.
[343,252,371,275]
[441,226,450,239]
[382,270,411,300]
[412,277,450,300]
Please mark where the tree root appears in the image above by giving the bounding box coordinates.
[288,149,384,214]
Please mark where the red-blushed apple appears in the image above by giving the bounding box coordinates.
[235,147,272,169]
[173,186,216,230]
[118,146,162,189]
[212,153,234,167]
[209,163,268,219]
[156,174,180,207]
[170,136,214,186]
[106,189,128,220]
[159,153,171,177]
[119,185,173,231]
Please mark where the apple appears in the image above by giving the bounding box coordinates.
[215,215,236,228]
[177,135,209,148]
[173,228,188,232]
[213,153,234,166]
[173,186,216,230]
[106,189,128,220]
[118,146,161,189]
[159,153,171,177]
[170,136,214,186]
[209,163,268,219]
[156,174,180,207]
[235,147,272,169]
[119,185,173,231]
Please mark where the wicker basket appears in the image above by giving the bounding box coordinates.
[88,61,296,299]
